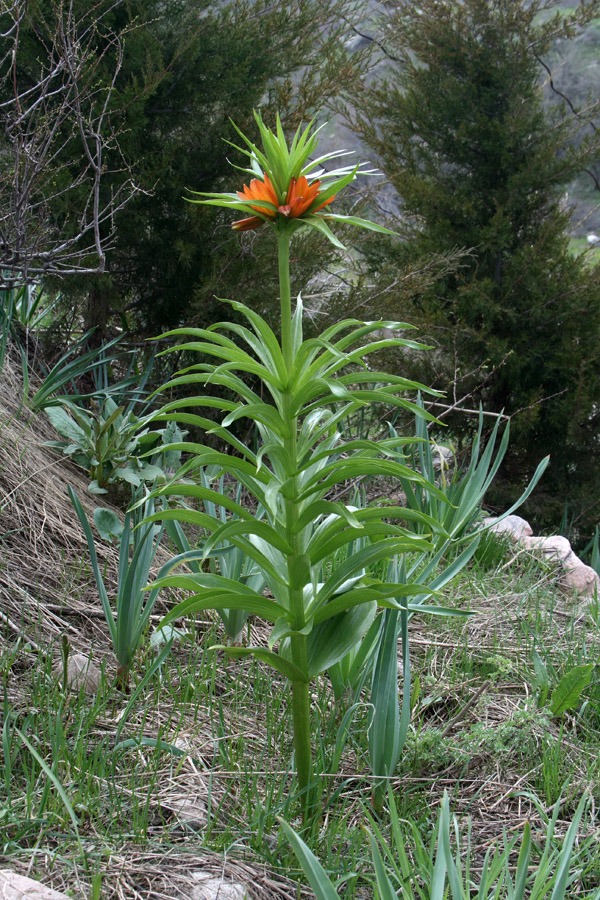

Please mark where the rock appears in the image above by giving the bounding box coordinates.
[53,653,101,693]
[482,515,533,542]
[521,535,577,565]
[189,874,248,900]
[0,871,71,899]
[587,233,599,245]
[560,563,600,598]
[485,509,600,602]
[432,445,454,470]
[520,536,600,597]
[162,795,208,829]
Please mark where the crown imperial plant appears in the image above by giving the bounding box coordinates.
[143,111,463,818]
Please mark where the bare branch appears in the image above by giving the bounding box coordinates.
[0,0,142,288]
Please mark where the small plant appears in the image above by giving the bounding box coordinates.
[392,401,547,547]
[0,282,53,333]
[0,282,56,377]
[330,518,482,807]
[368,601,408,812]
[531,648,595,717]
[68,485,166,688]
[28,330,127,411]
[48,398,184,493]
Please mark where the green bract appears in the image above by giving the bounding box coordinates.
[186,109,394,249]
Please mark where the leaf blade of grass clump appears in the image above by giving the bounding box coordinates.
[279,818,341,900]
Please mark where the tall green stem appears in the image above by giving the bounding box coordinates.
[278,228,293,373]
[278,225,313,814]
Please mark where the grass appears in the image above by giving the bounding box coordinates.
[1,350,598,897]
[2,525,600,898]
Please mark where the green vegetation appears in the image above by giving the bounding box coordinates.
[1,1,600,897]
[350,0,600,538]
[2,507,600,896]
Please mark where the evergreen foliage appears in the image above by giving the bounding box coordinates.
[4,0,365,340]
[101,0,360,337]
[352,0,600,536]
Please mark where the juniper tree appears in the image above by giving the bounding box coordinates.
[351,0,600,534]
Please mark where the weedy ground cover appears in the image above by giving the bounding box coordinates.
[0,114,598,898]
[1,524,599,897]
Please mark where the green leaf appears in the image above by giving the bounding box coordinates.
[88,478,108,494]
[323,212,398,236]
[138,463,168,482]
[113,465,141,486]
[439,792,464,900]
[307,601,377,676]
[45,405,87,445]
[513,823,531,900]
[369,609,402,782]
[302,214,347,249]
[288,553,311,587]
[549,796,587,900]
[279,819,341,900]
[549,664,593,716]
[93,508,123,542]
[68,486,115,642]
[156,581,282,625]
[222,402,289,435]
[269,616,312,649]
[367,830,400,900]
[218,646,307,682]
[15,728,82,840]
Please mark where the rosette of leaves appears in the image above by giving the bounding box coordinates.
[46,397,185,493]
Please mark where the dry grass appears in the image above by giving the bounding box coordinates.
[0,349,180,660]
[0,351,121,653]
[3,848,302,900]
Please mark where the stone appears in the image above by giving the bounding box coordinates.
[482,515,533,542]
[520,535,577,565]
[162,795,208,828]
[483,509,600,602]
[189,874,248,900]
[560,563,600,598]
[0,871,71,899]
[432,445,454,470]
[52,653,101,693]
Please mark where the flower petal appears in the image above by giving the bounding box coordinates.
[311,195,335,213]
[232,215,264,232]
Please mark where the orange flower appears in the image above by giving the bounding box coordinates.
[232,172,335,231]
[231,215,265,232]
[281,176,335,219]
[237,172,279,216]
[232,173,278,231]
